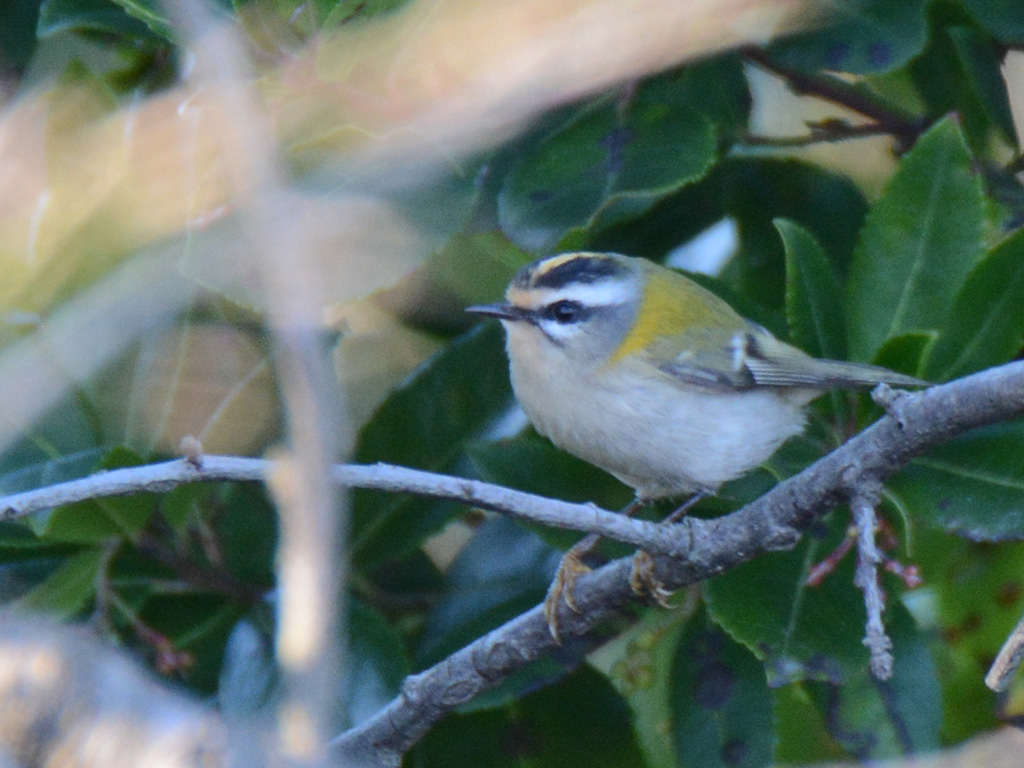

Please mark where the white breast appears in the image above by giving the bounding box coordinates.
[509,347,813,500]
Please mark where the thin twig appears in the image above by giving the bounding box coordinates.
[987,614,1024,691]
[0,457,665,551]
[743,47,925,151]
[850,485,893,680]
[743,120,894,148]
[135,530,265,603]
[804,526,855,587]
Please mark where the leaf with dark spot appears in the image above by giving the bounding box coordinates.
[705,515,870,687]
[887,422,1024,541]
[805,605,940,759]
[671,609,773,768]
[498,68,718,252]
[767,0,928,75]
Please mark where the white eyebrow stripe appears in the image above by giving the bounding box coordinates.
[527,281,633,308]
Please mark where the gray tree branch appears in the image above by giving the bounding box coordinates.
[0,457,662,550]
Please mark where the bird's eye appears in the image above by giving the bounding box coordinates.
[545,300,583,324]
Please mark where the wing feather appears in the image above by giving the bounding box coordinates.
[652,328,927,392]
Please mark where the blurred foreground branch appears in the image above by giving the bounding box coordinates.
[172,5,350,763]
[0,614,225,768]
[0,0,809,290]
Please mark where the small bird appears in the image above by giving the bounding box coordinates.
[467,251,925,635]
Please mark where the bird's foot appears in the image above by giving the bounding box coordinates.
[629,550,674,607]
[627,492,707,608]
[543,533,600,642]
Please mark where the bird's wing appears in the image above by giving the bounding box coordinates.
[652,325,927,392]
[649,326,757,392]
[742,331,928,388]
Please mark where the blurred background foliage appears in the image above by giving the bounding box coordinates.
[2,0,1024,765]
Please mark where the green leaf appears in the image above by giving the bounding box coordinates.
[351,322,513,564]
[215,483,277,587]
[366,548,444,611]
[498,70,716,252]
[948,26,1019,149]
[218,605,278,719]
[607,73,716,196]
[926,226,1024,381]
[847,118,985,361]
[871,332,935,380]
[589,608,691,768]
[30,500,127,543]
[108,0,171,38]
[766,0,928,74]
[806,604,940,759]
[758,431,827,484]
[705,515,873,686]
[595,158,867,313]
[963,0,1024,44]
[417,665,644,768]
[467,435,634,551]
[38,0,156,39]
[671,609,774,768]
[720,160,870,312]
[905,528,1024,741]
[139,594,244,693]
[15,547,104,617]
[94,494,154,540]
[0,523,57,551]
[672,54,751,149]
[905,21,1019,154]
[27,447,154,543]
[421,232,531,309]
[0,447,106,495]
[0,557,81,605]
[345,600,410,727]
[160,483,214,531]
[886,423,1024,542]
[417,518,557,669]
[94,447,155,537]
[778,218,845,360]
[0,0,41,67]
[773,684,845,763]
[497,93,645,245]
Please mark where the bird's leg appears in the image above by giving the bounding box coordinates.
[544,497,648,642]
[630,490,709,606]
[663,490,709,524]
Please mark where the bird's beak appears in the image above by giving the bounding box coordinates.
[465,303,529,322]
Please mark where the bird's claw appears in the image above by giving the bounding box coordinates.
[543,534,599,642]
[630,550,674,608]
